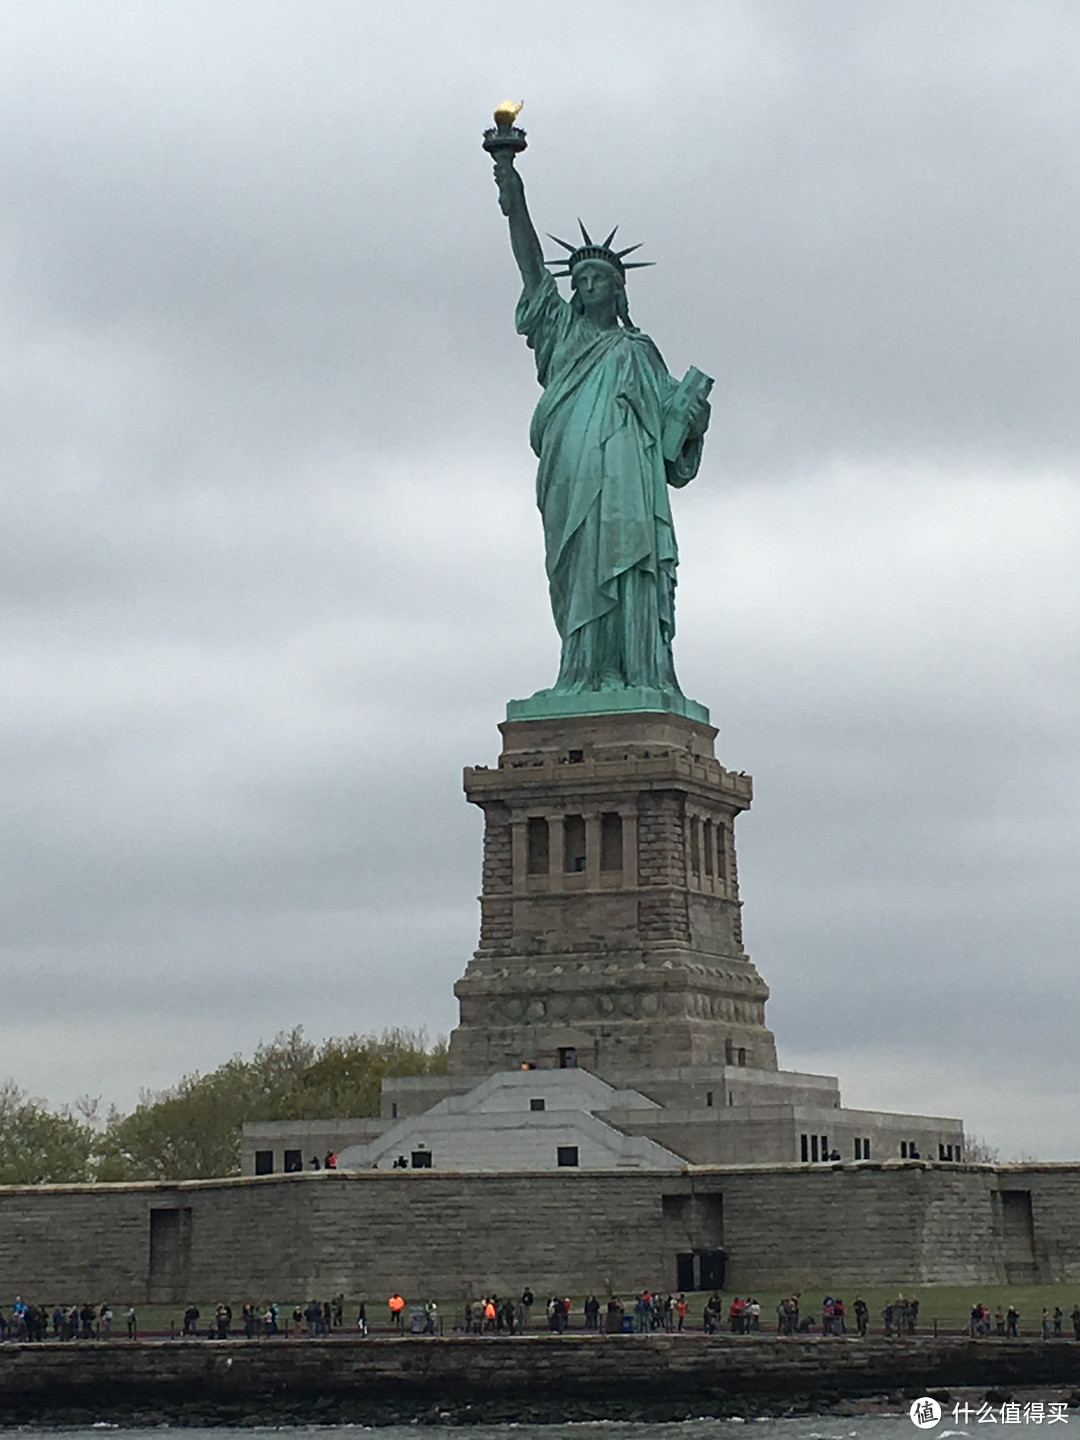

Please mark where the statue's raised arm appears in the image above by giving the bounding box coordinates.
[482,100,545,294]
[492,150,545,294]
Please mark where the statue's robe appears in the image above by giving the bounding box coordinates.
[517,271,702,693]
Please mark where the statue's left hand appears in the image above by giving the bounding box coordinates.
[687,397,711,440]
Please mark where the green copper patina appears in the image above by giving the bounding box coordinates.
[489,114,712,724]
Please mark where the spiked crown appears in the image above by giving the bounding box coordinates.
[546,221,653,280]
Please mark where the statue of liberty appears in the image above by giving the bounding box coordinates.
[487,105,712,718]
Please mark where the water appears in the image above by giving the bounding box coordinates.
[11,1423,915,1440]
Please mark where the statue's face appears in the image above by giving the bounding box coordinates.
[572,260,621,322]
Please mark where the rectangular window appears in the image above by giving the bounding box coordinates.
[725,1038,735,1065]
[283,1149,302,1173]
[854,1138,861,1160]
[864,1138,871,1159]
[530,1097,545,1112]
[600,812,623,871]
[810,1134,819,1162]
[800,1134,809,1162]
[703,819,714,876]
[563,814,586,873]
[705,1090,714,1108]
[527,816,549,874]
[900,1141,908,1158]
[689,819,701,874]
[254,1150,274,1175]
[558,1046,578,1069]
[821,1135,829,1159]
[411,1150,432,1169]
[391,1102,398,1119]
[738,1047,747,1067]
[557,1146,579,1167]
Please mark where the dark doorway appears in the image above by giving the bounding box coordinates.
[558,1047,579,1068]
[676,1252,695,1292]
[699,1249,726,1291]
[672,1250,726,1291]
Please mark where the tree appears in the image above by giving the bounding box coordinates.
[94,1027,446,1182]
[964,1133,1001,1164]
[272,1029,448,1121]
[0,1080,96,1185]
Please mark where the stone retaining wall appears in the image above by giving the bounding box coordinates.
[1,1334,1079,1424]
[1,1162,1078,1302]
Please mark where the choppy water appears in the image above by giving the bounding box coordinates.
[9,1422,916,1439]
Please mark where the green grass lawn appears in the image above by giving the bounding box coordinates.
[71,1285,1080,1341]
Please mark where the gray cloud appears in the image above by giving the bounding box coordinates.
[0,1,1078,1157]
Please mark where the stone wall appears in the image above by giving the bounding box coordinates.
[4,1333,1080,1426]
[614,1102,964,1168]
[721,1166,998,1287]
[2,1162,1079,1303]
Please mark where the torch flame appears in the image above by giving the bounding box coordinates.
[494,99,524,127]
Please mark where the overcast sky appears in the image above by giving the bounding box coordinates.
[1,0,1078,1159]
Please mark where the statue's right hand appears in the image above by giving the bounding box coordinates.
[492,154,516,186]
[492,157,522,215]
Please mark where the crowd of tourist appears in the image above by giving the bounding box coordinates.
[181,1296,351,1339]
[0,1299,137,1342]
[967,1303,1080,1340]
[4,1288,1080,1342]
[462,1290,532,1333]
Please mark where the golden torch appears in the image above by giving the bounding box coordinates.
[483,99,527,156]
